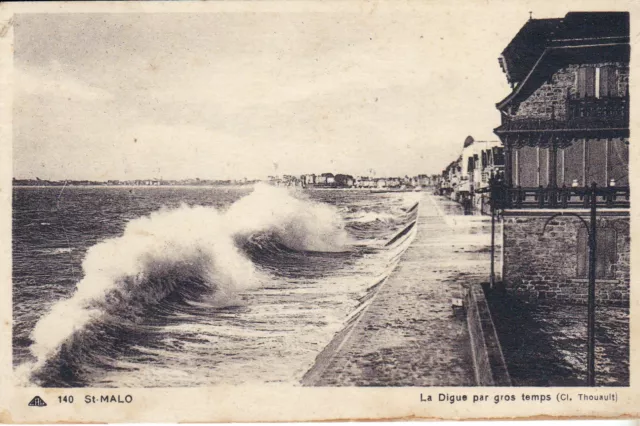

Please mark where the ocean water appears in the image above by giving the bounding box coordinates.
[13,184,419,387]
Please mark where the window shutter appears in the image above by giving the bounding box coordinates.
[577,228,588,278]
[585,67,596,98]
[595,233,606,279]
[577,228,617,279]
[608,67,618,97]
[596,229,617,279]
[599,67,618,98]
[577,68,587,98]
[599,67,610,98]
[608,139,629,185]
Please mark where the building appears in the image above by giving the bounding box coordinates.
[355,176,375,188]
[417,175,431,187]
[375,178,387,189]
[440,136,503,212]
[439,158,461,197]
[316,173,335,186]
[459,136,504,212]
[431,175,439,188]
[455,136,475,202]
[492,12,630,305]
[386,177,401,188]
[302,174,316,186]
[334,174,355,187]
[475,145,505,193]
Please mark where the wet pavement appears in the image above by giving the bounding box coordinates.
[487,292,630,386]
[303,193,492,386]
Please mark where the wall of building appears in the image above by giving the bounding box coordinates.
[509,137,629,188]
[513,62,629,120]
[501,213,629,306]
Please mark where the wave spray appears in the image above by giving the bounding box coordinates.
[27,184,349,385]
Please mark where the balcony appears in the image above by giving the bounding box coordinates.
[567,97,629,128]
[490,184,630,210]
[495,96,629,138]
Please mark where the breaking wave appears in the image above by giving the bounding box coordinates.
[26,184,351,385]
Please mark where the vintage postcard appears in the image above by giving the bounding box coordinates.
[0,0,638,422]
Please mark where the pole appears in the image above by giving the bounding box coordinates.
[490,206,496,289]
[587,182,597,386]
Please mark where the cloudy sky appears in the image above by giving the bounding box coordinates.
[12,3,598,181]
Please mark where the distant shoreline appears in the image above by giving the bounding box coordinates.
[12,184,431,193]
[11,184,257,189]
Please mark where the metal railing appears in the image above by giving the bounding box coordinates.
[497,96,629,132]
[567,97,629,128]
[490,183,630,210]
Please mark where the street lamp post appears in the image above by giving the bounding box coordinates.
[587,182,597,386]
[488,174,501,290]
[490,206,496,289]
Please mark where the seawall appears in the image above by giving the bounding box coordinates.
[466,284,511,386]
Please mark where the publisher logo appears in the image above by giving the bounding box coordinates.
[28,396,47,407]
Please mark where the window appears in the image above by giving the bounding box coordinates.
[577,228,617,279]
[577,67,596,98]
[608,138,629,186]
[538,147,549,187]
[492,147,505,166]
[517,146,538,187]
[585,140,607,186]
[577,66,618,98]
[599,66,618,98]
[561,139,584,186]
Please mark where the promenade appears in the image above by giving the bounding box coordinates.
[303,193,493,386]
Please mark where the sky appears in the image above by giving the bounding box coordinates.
[11,2,604,181]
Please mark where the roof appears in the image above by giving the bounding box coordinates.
[497,12,629,110]
[554,12,630,43]
[463,136,475,148]
[499,18,562,86]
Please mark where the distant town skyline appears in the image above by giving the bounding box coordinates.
[12,3,592,181]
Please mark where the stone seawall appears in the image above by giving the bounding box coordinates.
[502,211,629,306]
[465,284,511,386]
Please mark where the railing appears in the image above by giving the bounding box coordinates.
[490,184,630,209]
[567,97,629,128]
[497,96,629,132]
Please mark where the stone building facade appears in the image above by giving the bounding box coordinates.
[502,213,630,305]
[493,12,630,306]
[513,63,629,121]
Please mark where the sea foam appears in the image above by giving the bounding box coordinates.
[29,183,349,375]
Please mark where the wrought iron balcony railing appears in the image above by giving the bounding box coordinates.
[567,97,629,128]
[496,96,629,133]
[490,184,630,210]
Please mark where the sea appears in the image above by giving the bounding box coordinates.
[12,184,420,387]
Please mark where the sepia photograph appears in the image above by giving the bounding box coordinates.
[0,0,637,422]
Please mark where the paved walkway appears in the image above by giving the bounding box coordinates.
[303,193,493,386]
